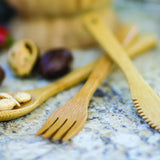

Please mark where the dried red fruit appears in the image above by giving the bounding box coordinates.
[39,49,73,79]
[0,66,5,85]
[0,26,14,49]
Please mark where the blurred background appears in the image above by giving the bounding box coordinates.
[0,0,159,25]
[0,0,15,24]
[0,0,159,50]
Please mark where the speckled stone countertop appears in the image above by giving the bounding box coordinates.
[1,1,160,160]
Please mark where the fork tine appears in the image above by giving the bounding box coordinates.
[61,121,86,141]
[42,118,67,138]
[52,121,76,141]
[35,114,59,136]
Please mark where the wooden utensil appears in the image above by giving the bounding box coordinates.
[83,13,160,131]
[116,24,138,49]
[0,61,95,121]
[35,25,151,141]
[0,28,157,122]
[36,55,112,141]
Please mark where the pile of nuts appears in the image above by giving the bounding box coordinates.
[0,92,31,111]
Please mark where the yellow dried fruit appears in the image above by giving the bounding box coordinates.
[8,39,39,77]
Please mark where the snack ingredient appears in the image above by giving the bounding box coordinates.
[0,26,14,49]
[0,66,5,85]
[0,93,20,111]
[39,49,73,79]
[0,92,31,111]
[0,99,17,111]
[8,39,39,77]
[14,92,31,103]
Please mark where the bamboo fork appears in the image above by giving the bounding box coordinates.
[83,13,160,131]
[36,56,112,141]
[35,25,154,141]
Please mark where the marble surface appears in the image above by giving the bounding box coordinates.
[1,1,160,160]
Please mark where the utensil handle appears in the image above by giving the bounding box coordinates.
[76,55,113,102]
[83,14,140,79]
[70,23,144,104]
[39,60,97,101]
[34,17,157,102]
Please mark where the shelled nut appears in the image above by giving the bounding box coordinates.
[0,99,17,111]
[0,93,20,111]
[14,92,31,103]
[0,93,13,99]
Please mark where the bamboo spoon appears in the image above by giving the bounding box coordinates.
[36,24,140,141]
[0,62,95,121]
[83,13,160,131]
[0,30,157,122]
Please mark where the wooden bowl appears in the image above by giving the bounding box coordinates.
[9,8,119,50]
[7,0,112,17]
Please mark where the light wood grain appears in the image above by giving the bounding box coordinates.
[36,55,113,141]
[35,24,153,141]
[116,24,139,49]
[0,26,157,122]
[83,13,160,132]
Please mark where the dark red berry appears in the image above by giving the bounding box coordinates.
[0,66,5,85]
[0,26,9,46]
[39,49,73,79]
[0,26,14,48]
